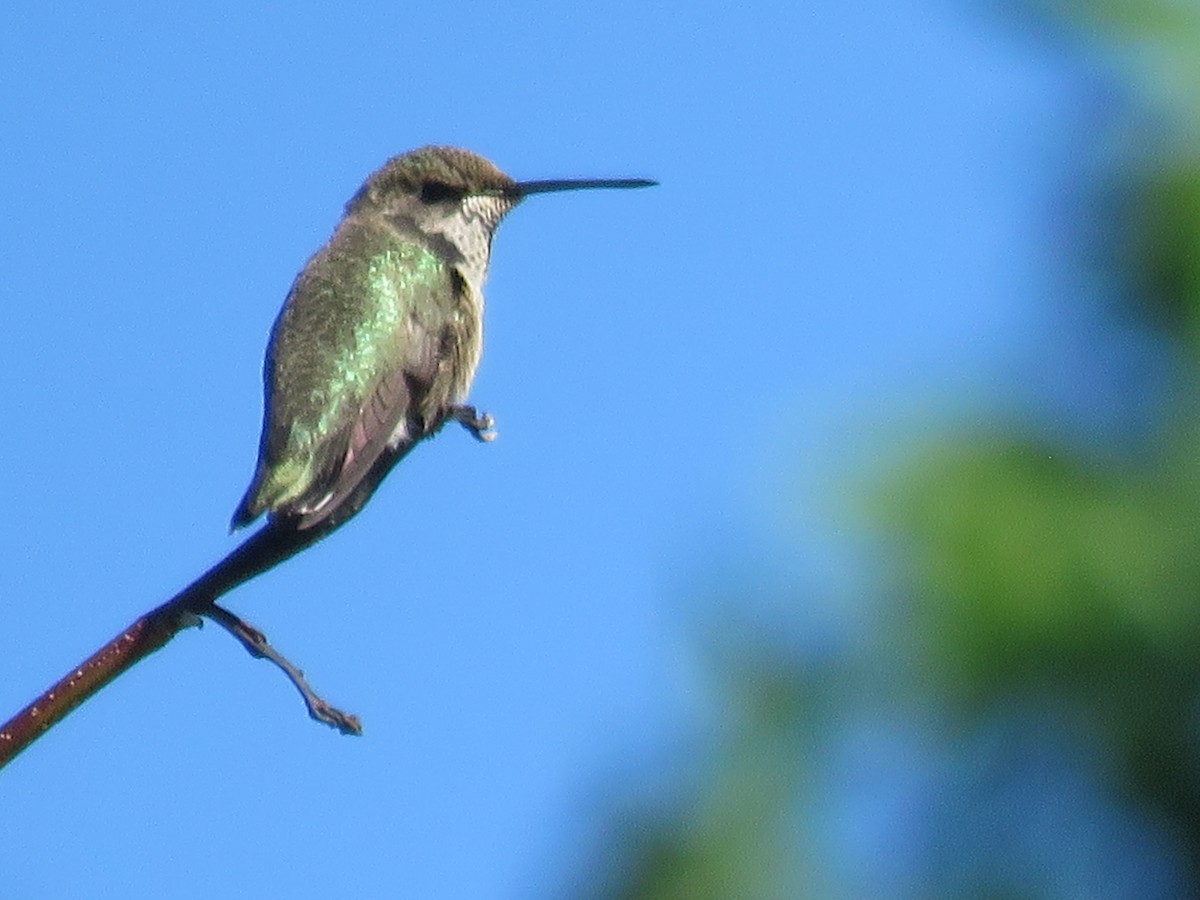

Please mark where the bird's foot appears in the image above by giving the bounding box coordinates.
[452,405,498,442]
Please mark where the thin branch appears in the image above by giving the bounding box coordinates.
[205,603,361,735]
[0,518,354,771]
[0,600,198,767]
[0,430,433,771]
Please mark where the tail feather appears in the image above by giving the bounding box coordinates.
[172,518,335,611]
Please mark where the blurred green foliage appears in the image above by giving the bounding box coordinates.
[576,4,1200,898]
[880,430,1200,700]
[880,426,1200,886]
[1125,161,1200,334]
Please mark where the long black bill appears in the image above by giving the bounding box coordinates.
[510,177,658,198]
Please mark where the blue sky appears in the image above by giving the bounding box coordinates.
[1,3,1103,896]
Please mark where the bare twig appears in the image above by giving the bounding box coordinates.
[0,518,358,771]
[0,600,197,767]
[0,425,440,770]
[205,603,361,735]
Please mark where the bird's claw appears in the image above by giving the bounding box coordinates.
[452,406,498,442]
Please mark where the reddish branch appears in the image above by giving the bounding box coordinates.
[0,413,461,770]
[0,519,361,771]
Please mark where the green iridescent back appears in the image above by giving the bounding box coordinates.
[232,216,466,526]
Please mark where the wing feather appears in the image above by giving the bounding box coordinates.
[293,316,444,529]
[232,216,468,529]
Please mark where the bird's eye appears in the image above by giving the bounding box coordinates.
[419,181,461,204]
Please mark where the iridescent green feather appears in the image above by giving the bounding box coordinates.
[233,217,453,525]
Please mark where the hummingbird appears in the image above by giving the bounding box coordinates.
[159,145,652,609]
[0,146,656,757]
[230,146,656,535]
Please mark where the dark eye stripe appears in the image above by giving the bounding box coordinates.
[419,181,461,204]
